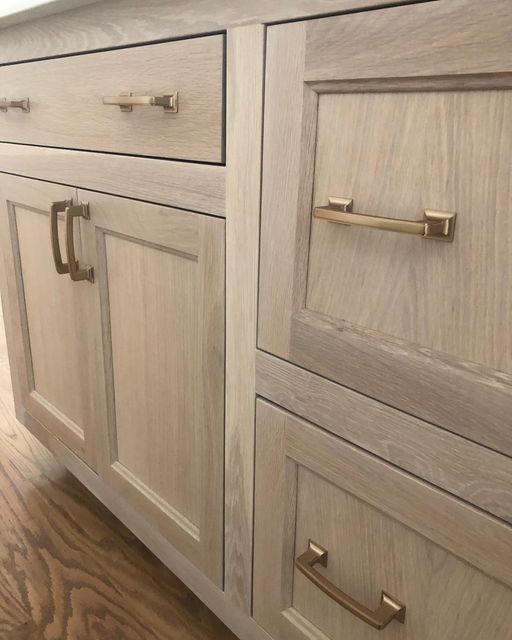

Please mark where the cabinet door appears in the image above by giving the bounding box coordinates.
[79,191,225,586]
[258,2,512,454]
[0,174,101,468]
[254,400,512,640]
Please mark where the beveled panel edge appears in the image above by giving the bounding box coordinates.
[0,143,226,216]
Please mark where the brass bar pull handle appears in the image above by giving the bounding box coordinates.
[102,91,178,112]
[65,203,94,283]
[296,540,406,631]
[314,197,456,242]
[0,98,30,112]
[50,200,72,275]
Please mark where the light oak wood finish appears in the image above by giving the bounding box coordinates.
[225,24,265,613]
[0,0,422,64]
[78,190,226,587]
[253,400,512,640]
[256,350,512,523]
[0,143,226,216]
[0,35,224,163]
[258,7,512,456]
[0,173,102,468]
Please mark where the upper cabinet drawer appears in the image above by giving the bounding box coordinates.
[0,35,224,163]
[259,1,512,455]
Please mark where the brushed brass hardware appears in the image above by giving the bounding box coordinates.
[65,203,94,283]
[296,540,406,630]
[314,197,457,241]
[102,91,178,112]
[50,200,73,275]
[0,98,30,113]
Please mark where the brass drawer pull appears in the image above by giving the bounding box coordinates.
[50,200,72,275]
[0,98,30,113]
[314,196,457,242]
[65,203,94,283]
[102,91,178,112]
[296,540,406,630]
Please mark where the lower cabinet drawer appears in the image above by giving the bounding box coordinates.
[253,400,512,640]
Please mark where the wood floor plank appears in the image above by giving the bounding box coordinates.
[0,314,236,640]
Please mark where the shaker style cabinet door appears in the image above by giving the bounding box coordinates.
[258,1,512,454]
[0,174,102,468]
[78,191,225,586]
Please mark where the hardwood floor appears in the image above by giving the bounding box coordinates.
[0,313,236,640]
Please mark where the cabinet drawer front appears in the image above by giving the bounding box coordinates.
[0,35,224,163]
[253,400,512,640]
[258,3,512,454]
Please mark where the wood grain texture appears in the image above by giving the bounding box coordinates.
[0,35,224,163]
[0,143,226,216]
[0,174,103,468]
[0,313,236,640]
[308,90,512,374]
[80,190,225,587]
[224,24,264,613]
[259,14,512,457]
[291,310,512,456]
[20,415,274,640]
[256,350,512,522]
[305,0,512,80]
[0,0,97,29]
[253,400,512,640]
[294,467,512,640]
[0,0,419,64]
[258,21,317,356]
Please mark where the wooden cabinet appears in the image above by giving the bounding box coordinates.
[253,400,512,640]
[81,190,225,586]
[0,173,103,468]
[0,175,225,586]
[0,35,225,163]
[258,3,512,454]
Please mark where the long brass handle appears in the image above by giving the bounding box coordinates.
[50,200,72,275]
[0,98,30,112]
[296,540,406,631]
[65,203,94,283]
[314,197,456,242]
[102,91,178,112]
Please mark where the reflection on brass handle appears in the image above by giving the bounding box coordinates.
[0,98,30,112]
[102,91,178,112]
[65,203,94,283]
[50,200,72,275]
[314,197,456,242]
[296,540,406,630]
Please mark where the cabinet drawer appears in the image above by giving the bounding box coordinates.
[258,3,512,454]
[254,400,512,640]
[0,35,224,163]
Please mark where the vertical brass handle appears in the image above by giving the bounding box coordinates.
[65,203,94,283]
[296,540,406,630]
[50,200,72,275]
[0,98,30,112]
